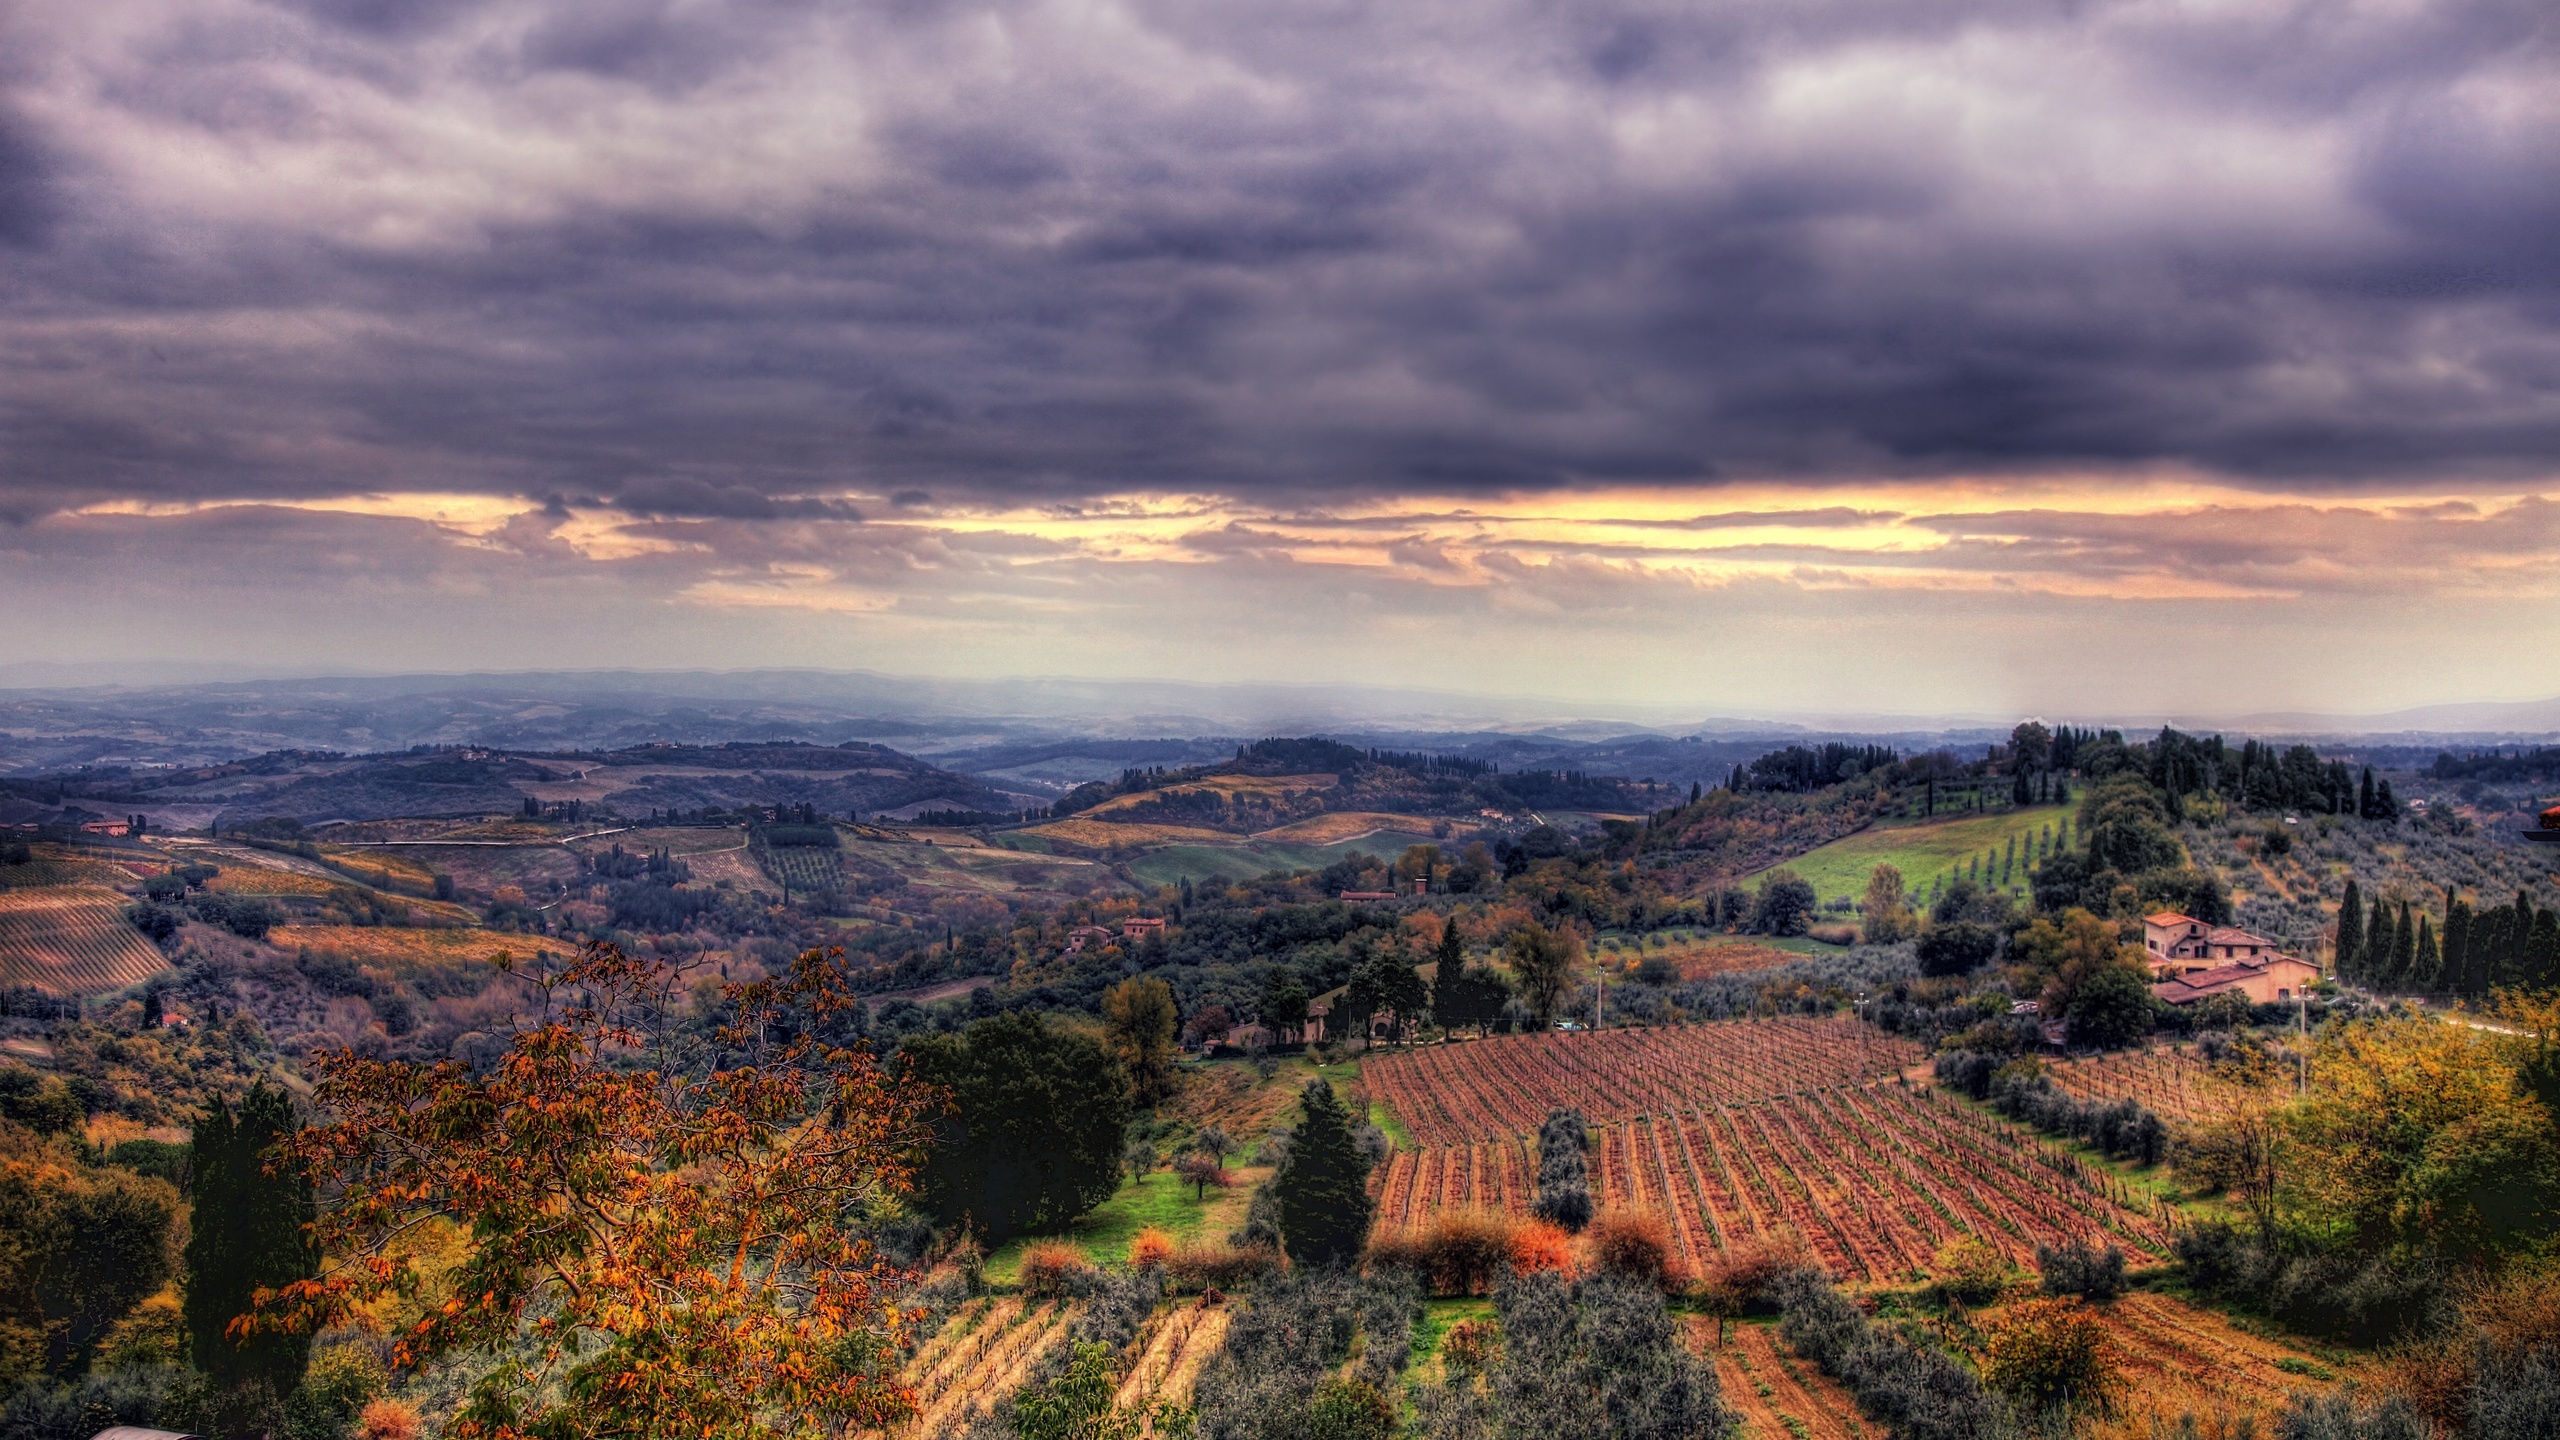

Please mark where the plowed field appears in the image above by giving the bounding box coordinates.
[1698,1320,1879,1440]
[1365,1017,1922,1147]
[0,887,168,995]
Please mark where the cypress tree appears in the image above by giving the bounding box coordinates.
[2392,901,2418,986]
[2335,878,2364,978]
[2445,896,2473,995]
[2531,910,2560,990]
[2412,917,2440,992]
[1273,1080,1373,1268]
[183,1081,317,1397]
[2476,903,2516,989]
[2358,768,2377,819]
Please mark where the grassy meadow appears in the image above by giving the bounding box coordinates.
[1750,803,2074,906]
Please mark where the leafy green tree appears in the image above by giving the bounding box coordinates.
[184,1081,316,1396]
[1859,865,1914,944]
[903,1013,1133,1242]
[2064,960,2158,1050]
[1260,970,1311,1044]
[0,1144,178,1379]
[1380,955,1430,1044]
[1751,869,1817,937]
[1504,924,1580,1028]
[1273,1081,1373,1268]
[1102,976,1179,1104]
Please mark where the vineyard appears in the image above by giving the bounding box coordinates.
[1700,1321,1879,1440]
[758,844,847,894]
[1982,1290,2342,1429]
[0,887,169,995]
[1363,1017,1923,1147]
[0,846,144,890]
[207,867,345,898]
[1372,1081,2176,1281]
[873,1293,1227,1438]
[2045,1045,2281,1126]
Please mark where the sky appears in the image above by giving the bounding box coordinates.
[0,0,2555,719]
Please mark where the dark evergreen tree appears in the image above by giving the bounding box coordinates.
[1531,1107,1594,1233]
[2391,901,2418,986]
[183,1081,317,1396]
[2411,916,2440,992]
[2358,767,2377,818]
[1274,1081,1374,1267]
[2444,892,2472,995]
[2531,909,2560,990]
[2335,877,2364,979]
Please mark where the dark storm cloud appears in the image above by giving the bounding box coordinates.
[0,0,2555,518]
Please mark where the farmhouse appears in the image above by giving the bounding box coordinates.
[2151,954,2323,1008]
[1061,924,1117,954]
[1120,916,1167,939]
[2143,913,2288,974]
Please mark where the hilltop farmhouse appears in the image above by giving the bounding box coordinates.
[2143,912,2321,1006]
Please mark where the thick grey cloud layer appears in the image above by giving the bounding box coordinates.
[0,0,2554,516]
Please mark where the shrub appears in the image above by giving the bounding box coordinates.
[1417,1210,1521,1297]
[1164,1241,1278,1293]
[1305,1376,1397,1440]
[1931,1237,2011,1306]
[1770,1269,2017,1440]
[1128,1227,1175,1272]
[1018,1241,1092,1297]
[1584,1210,1678,1291]
[359,1399,422,1440]
[2036,1239,2127,1302]
[1701,1234,1814,1307]
[1440,1319,1498,1375]
[1507,1219,1575,1278]
[1980,1297,2121,1413]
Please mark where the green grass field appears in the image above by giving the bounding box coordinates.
[1751,804,2073,907]
[980,1166,1269,1282]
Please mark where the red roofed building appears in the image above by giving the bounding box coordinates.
[2152,954,2322,1007]
[1121,917,1167,940]
[2145,912,2290,978]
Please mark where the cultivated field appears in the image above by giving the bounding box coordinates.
[1748,808,2070,906]
[316,847,441,892]
[1599,935,1817,981]
[2000,1290,2342,1433]
[1078,773,1338,818]
[2046,1045,2273,1127]
[0,846,145,890]
[1373,1083,2175,1281]
[1363,1017,1922,1147]
[1250,812,1440,845]
[0,886,168,995]
[207,867,344,897]
[1700,1321,1880,1440]
[287,926,571,968]
[1019,819,1240,848]
[886,1297,1073,1435]
[758,845,845,894]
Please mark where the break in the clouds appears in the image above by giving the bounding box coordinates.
[0,0,2554,713]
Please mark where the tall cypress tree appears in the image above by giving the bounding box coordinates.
[2530,909,2560,990]
[2411,917,2440,992]
[2335,878,2364,978]
[1273,1080,1373,1268]
[2358,768,2377,819]
[2445,895,2473,996]
[184,1081,317,1397]
[2392,902,2418,986]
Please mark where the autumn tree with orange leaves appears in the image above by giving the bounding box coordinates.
[259,942,939,1440]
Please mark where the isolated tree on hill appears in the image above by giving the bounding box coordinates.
[186,1080,316,1399]
[1273,1081,1374,1268]
[1506,923,1580,1028]
[1860,864,1915,945]
[1532,1107,1594,1233]
[1102,976,1179,1102]
[1752,869,1817,937]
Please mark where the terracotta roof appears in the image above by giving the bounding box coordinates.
[2146,912,2199,928]
[2205,926,2278,947]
